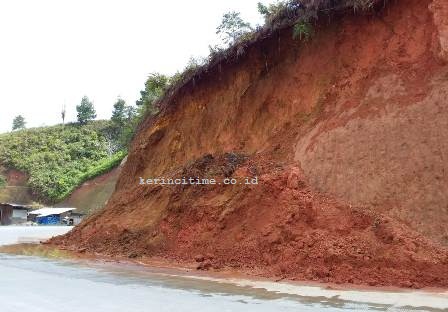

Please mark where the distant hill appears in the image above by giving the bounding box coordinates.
[0,121,126,203]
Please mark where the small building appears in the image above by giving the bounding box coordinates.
[0,203,32,225]
[28,208,81,225]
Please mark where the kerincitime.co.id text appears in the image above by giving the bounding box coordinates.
[139,176,258,186]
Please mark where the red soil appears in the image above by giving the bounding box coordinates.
[0,166,35,204]
[4,168,28,186]
[51,0,448,288]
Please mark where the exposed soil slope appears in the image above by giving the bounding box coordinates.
[55,166,122,215]
[53,0,448,288]
[0,167,35,205]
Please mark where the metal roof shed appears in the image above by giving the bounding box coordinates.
[29,208,76,225]
[0,203,32,225]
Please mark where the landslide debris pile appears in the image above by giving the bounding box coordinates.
[53,0,448,288]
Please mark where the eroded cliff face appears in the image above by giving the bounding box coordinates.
[54,0,448,288]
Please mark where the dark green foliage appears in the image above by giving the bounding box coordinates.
[257,2,270,16]
[257,1,289,24]
[258,0,380,27]
[124,105,137,121]
[120,105,139,145]
[0,175,6,189]
[76,96,97,124]
[12,115,26,131]
[0,121,125,202]
[65,150,126,199]
[111,98,127,126]
[111,98,138,148]
[216,11,252,45]
[136,73,170,116]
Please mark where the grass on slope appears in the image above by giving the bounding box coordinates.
[0,121,126,203]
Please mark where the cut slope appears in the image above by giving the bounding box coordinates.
[53,0,448,288]
[0,167,36,205]
[55,166,122,215]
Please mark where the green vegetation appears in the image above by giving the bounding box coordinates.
[0,175,6,189]
[148,0,387,114]
[1,79,162,204]
[130,72,173,137]
[110,98,138,148]
[136,73,170,116]
[76,150,126,187]
[0,121,126,203]
[293,21,313,41]
[257,1,289,23]
[216,11,252,45]
[111,98,128,125]
[258,1,316,41]
[76,96,97,125]
[12,115,26,131]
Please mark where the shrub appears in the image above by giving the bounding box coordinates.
[136,73,170,116]
[216,11,253,46]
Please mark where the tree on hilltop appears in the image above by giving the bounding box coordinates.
[111,98,127,127]
[12,115,26,131]
[136,73,170,115]
[216,11,252,45]
[76,96,97,125]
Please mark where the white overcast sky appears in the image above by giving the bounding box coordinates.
[0,0,268,133]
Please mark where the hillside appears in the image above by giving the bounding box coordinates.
[55,165,123,215]
[53,0,448,288]
[0,167,36,205]
[0,121,126,204]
